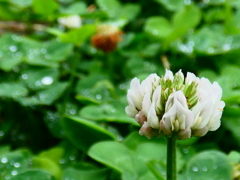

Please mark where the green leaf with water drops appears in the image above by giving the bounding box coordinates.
[79,101,138,125]
[10,169,54,180]
[17,82,68,106]
[0,34,23,71]
[187,25,236,55]
[0,82,28,99]
[20,67,59,90]
[182,150,233,180]
[24,39,73,67]
[96,0,122,19]
[125,57,164,78]
[62,116,115,152]
[0,150,32,179]
[62,167,108,180]
[144,16,173,39]
[75,74,115,104]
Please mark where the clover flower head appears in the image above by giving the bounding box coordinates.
[125,69,225,140]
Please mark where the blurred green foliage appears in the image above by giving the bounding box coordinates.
[0,0,240,179]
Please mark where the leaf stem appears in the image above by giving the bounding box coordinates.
[167,135,177,180]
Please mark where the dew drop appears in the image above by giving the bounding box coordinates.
[9,46,17,52]
[44,54,51,59]
[96,94,102,100]
[192,166,199,172]
[213,165,217,169]
[69,109,76,115]
[183,148,189,154]
[41,48,47,54]
[35,80,42,86]
[11,170,18,176]
[41,76,53,85]
[222,44,231,51]
[60,159,66,164]
[21,74,28,80]
[69,156,75,161]
[14,162,20,168]
[152,30,159,35]
[1,157,8,163]
[202,167,208,171]
[207,47,214,53]
[184,0,191,5]
[0,131,4,137]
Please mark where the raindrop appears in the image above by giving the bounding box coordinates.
[119,84,126,90]
[9,46,18,52]
[69,109,76,115]
[222,44,231,51]
[183,148,189,154]
[0,131,4,137]
[202,167,208,171]
[39,93,46,101]
[41,76,53,85]
[35,80,42,86]
[184,0,191,4]
[213,165,217,169]
[69,156,75,161]
[1,157,8,163]
[60,159,66,164]
[4,175,10,180]
[44,54,51,59]
[41,48,47,54]
[110,108,116,113]
[152,30,159,35]
[117,136,123,141]
[192,166,199,172]
[14,162,20,168]
[21,74,28,80]
[90,48,97,54]
[207,47,214,53]
[96,94,102,100]
[11,170,18,176]
[0,52,3,57]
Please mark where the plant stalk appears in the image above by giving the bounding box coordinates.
[166,135,177,180]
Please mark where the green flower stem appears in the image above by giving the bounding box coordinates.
[167,135,177,180]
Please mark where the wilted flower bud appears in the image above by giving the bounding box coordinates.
[58,15,82,29]
[91,24,123,53]
[125,70,225,140]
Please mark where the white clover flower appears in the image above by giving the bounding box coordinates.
[125,69,225,139]
[58,15,82,29]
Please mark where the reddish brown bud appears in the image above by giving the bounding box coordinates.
[91,25,123,53]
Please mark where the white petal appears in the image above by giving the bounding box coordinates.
[147,102,159,129]
[164,69,174,81]
[142,93,151,117]
[125,106,138,118]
